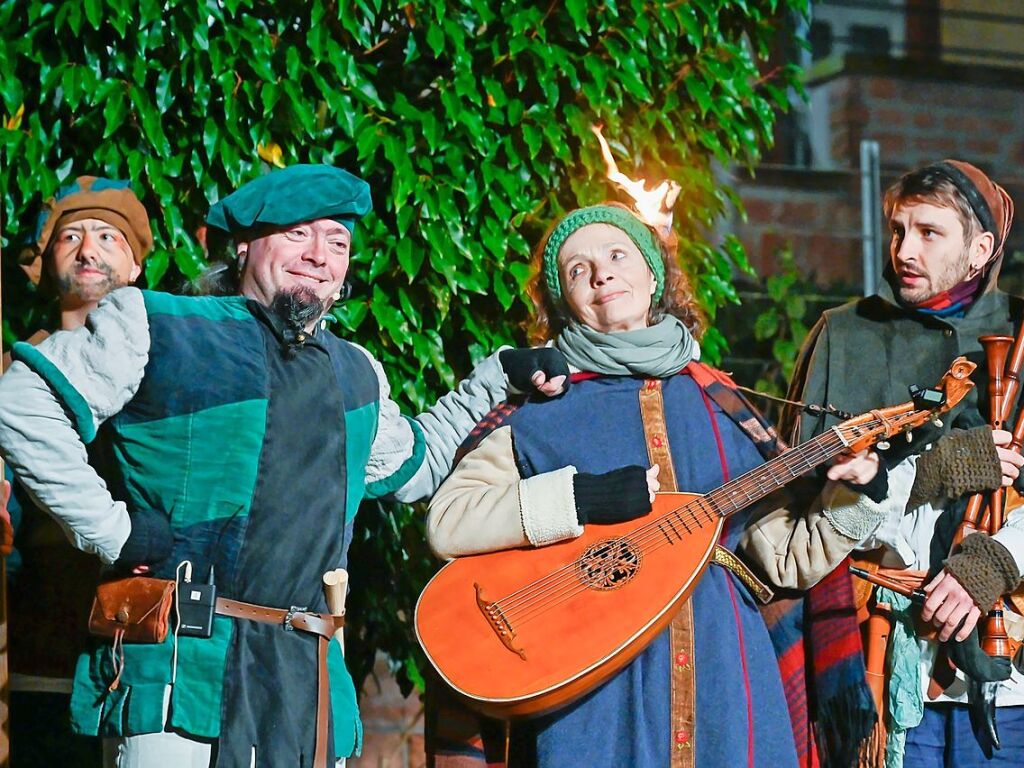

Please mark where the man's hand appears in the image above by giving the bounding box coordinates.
[827,448,880,485]
[922,570,982,642]
[992,429,1023,486]
[500,348,569,397]
[0,479,12,557]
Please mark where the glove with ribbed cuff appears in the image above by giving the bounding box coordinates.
[908,426,1002,510]
[842,459,890,504]
[573,466,652,525]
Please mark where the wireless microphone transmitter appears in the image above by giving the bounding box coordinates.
[176,566,217,639]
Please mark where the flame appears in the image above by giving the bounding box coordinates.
[590,124,680,236]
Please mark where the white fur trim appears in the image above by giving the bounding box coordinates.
[519,465,584,546]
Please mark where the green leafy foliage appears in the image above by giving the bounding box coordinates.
[1,0,807,694]
[754,248,810,393]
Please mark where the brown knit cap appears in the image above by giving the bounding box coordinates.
[19,176,153,287]
[942,159,1015,259]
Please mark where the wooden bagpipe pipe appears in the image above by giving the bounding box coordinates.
[852,331,1024,764]
[933,333,1024,688]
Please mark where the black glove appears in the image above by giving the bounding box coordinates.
[574,466,652,525]
[842,458,889,503]
[499,348,570,397]
[115,508,175,572]
[948,626,1012,684]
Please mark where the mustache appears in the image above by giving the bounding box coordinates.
[55,261,120,296]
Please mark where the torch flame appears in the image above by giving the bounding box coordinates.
[590,124,680,237]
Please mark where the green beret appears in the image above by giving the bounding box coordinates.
[206,164,372,237]
[542,205,666,303]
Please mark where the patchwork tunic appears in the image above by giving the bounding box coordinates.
[428,370,885,767]
[0,287,510,766]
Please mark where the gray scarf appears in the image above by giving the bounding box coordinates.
[555,316,700,378]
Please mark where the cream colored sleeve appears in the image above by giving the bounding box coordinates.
[739,481,891,590]
[426,425,583,560]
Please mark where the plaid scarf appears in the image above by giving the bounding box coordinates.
[689,363,874,768]
[903,272,982,318]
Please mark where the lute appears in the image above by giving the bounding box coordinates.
[415,358,976,718]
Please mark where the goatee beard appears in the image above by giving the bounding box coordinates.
[270,288,324,331]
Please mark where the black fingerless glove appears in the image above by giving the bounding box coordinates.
[115,508,174,572]
[843,459,890,504]
[499,348,570,396]
[947,626,1012,683]
[573,466,652,525]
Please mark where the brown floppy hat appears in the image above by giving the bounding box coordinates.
[19,176,153,287]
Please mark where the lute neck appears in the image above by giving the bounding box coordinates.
[702,427,849,520]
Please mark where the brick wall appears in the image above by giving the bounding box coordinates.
[820,62,1024,174]
[350,654,424,768]
[729,56,1024,290]
[729,166,864,287]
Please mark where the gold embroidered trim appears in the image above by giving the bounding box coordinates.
[637,379,695,767]
[711,545,774,604]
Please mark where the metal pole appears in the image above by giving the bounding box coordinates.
[860,139,882,296]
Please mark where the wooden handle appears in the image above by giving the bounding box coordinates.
[322,569,349,649]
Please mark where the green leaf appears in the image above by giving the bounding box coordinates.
[102,89,127,138]
[566,0,590,32]
[83,0,102,29]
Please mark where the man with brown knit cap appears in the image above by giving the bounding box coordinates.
[17,175,152,334]
[3,176,151,767]
[785,160,1024,765]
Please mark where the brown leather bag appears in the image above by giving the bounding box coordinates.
[88,576,176,644]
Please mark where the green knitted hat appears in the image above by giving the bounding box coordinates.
[542,205,665,302]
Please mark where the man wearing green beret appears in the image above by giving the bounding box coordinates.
[2,176,152,767]
[0,164,567,767]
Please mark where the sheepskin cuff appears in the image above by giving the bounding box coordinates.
[519,466,584,546]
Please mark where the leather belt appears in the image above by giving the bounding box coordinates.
[216,597,345,768]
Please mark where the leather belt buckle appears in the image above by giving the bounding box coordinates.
[283,605,307,631]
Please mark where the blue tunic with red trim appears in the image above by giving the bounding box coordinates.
[505,372,798,768]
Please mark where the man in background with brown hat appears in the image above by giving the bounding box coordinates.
[15,174,152,339]
[2,176,151,767]
[784,160,1024,765]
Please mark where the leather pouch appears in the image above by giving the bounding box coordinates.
[88,576,176,644]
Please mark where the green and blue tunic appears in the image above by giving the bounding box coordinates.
[0,287,509,766]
